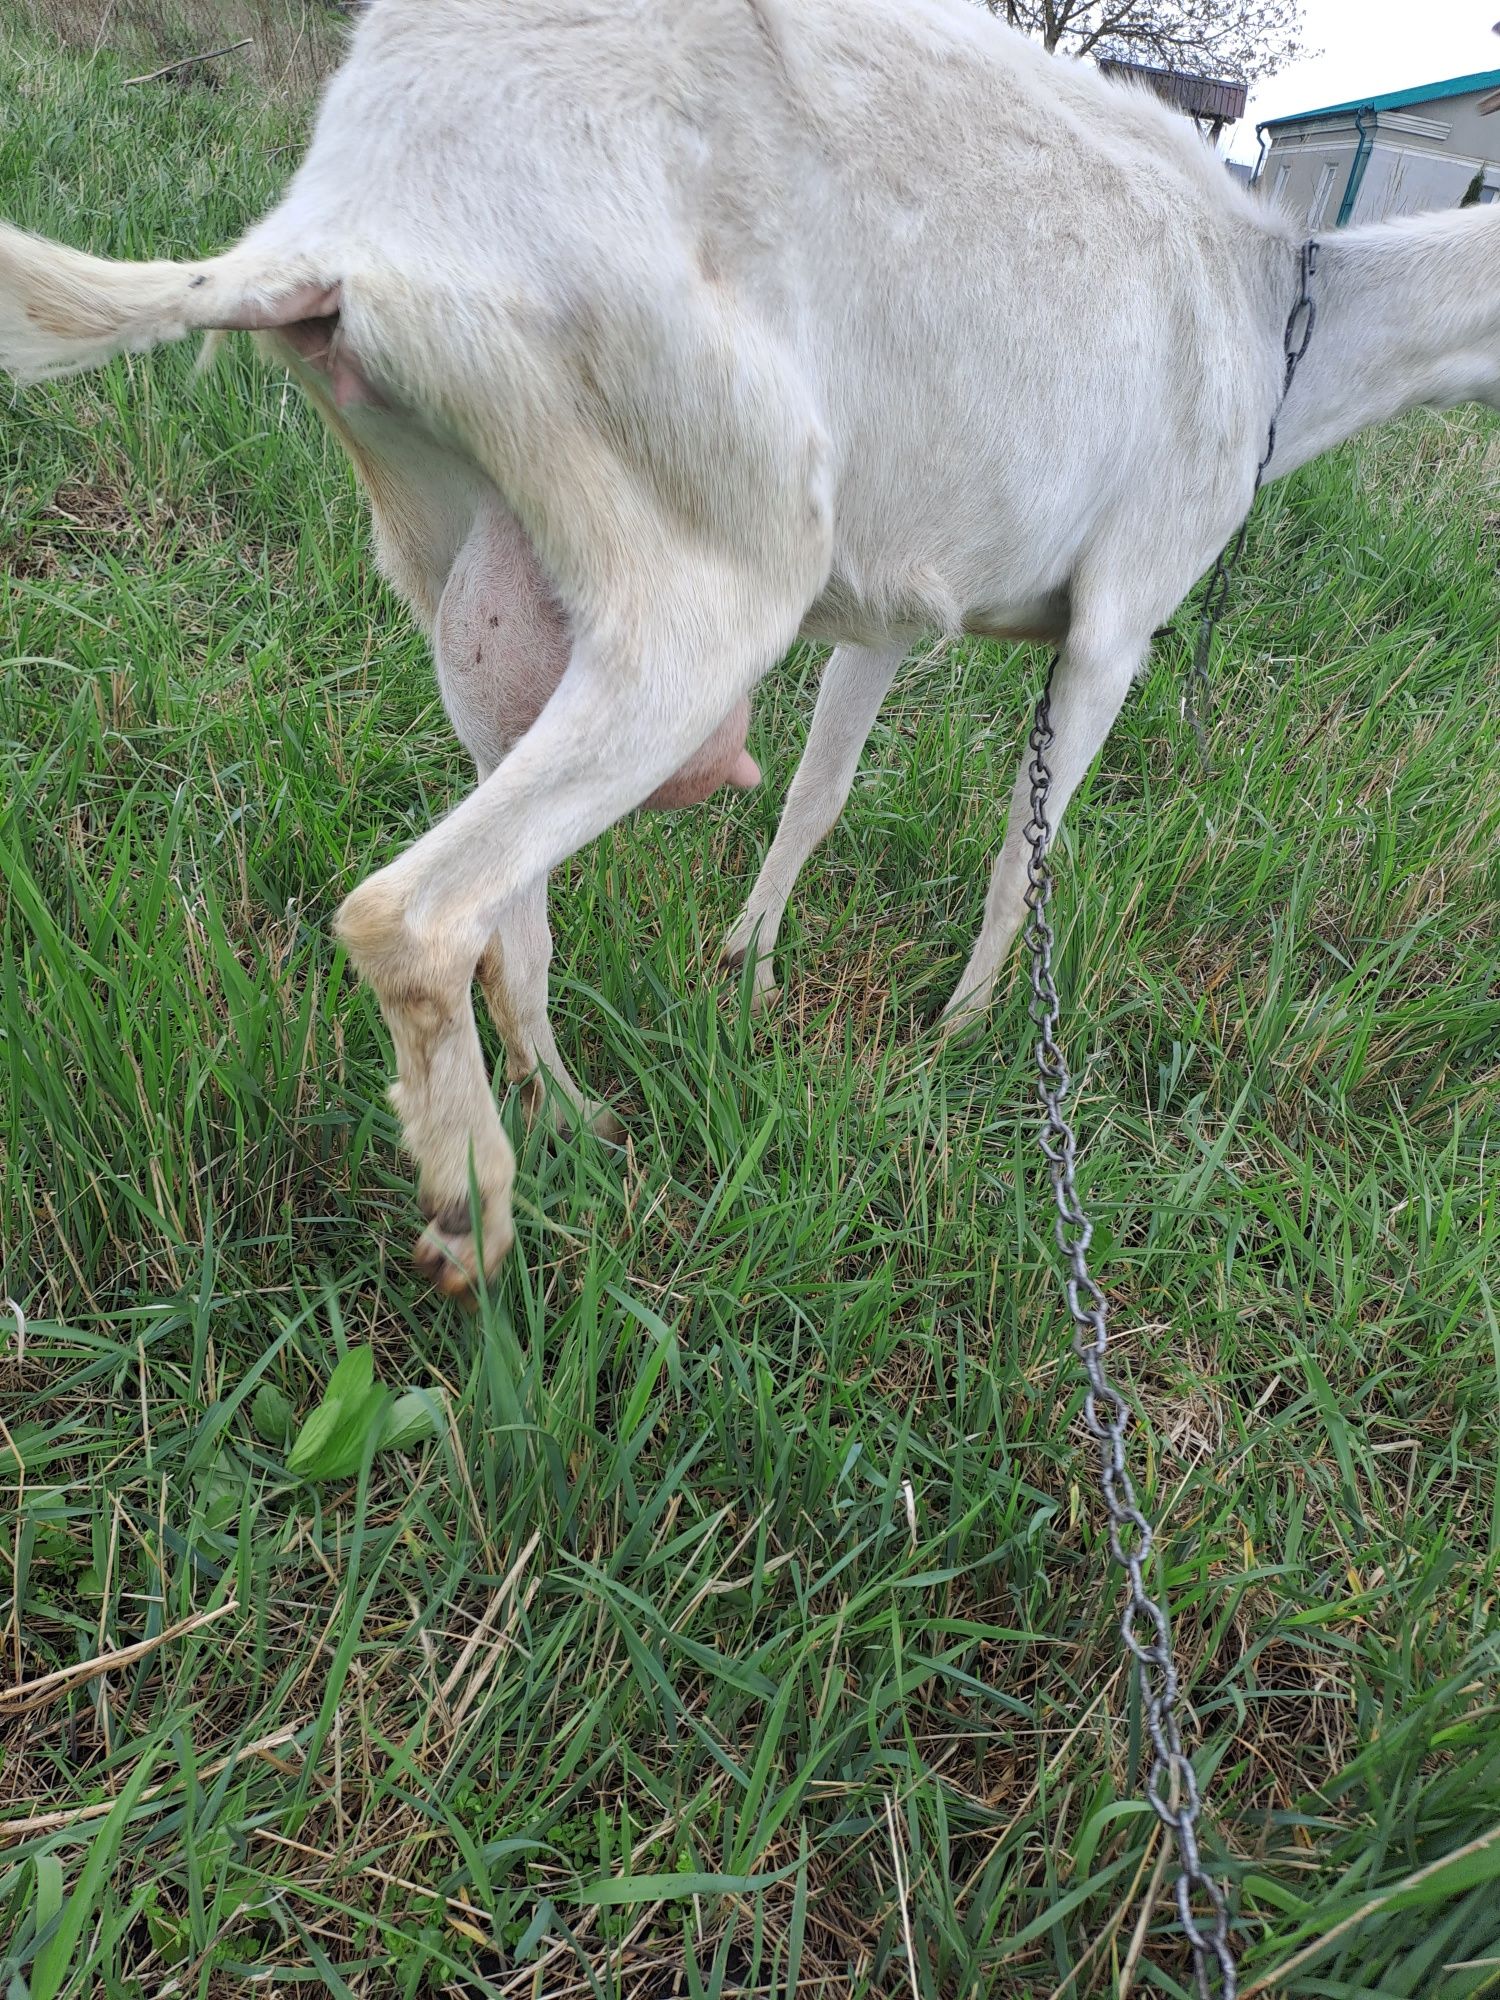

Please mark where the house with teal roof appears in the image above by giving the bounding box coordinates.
[1255,68,1500,225]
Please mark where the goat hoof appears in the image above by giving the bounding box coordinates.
[518,1079,625,1146]
[721,948,779,1016]
[547,1097,626,1146]
[412,1202,514,1300]
[932,1000,987,1049]
[582,1102,627,1145]
[748,973,780,1017]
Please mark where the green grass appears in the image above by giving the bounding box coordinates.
[2,25,1499,2000]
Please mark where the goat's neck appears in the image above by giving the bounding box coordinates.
[1269,207,1500,480]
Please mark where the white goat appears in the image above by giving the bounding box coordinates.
[2,0,1497,1299]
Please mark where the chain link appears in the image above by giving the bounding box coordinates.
[1017,237,1322,1999]
[1185,238,1321,759]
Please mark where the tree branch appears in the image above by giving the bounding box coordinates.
[988,0,1310,87]
[121,38,253,85]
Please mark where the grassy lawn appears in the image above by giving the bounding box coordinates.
[2,21,1499,1999]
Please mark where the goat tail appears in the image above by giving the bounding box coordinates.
[0,220,328,385]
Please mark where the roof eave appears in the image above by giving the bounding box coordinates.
[1262,67,1500,129]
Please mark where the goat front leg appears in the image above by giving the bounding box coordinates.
[940,627,1147,1036]
[721,641,905,1011]
[478,877,624,1145]
[336,610,782,1298]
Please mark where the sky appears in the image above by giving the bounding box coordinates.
[1224,0,1500,160]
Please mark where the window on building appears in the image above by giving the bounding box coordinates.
[1309,162,1339,227]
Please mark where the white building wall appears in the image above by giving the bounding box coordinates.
[1259,84,1500,224]
[1355,143,1476,216]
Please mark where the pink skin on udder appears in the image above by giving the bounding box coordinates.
[246,289,760,808]
[435,505,760,810]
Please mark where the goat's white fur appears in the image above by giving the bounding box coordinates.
[3,0,1498,1293]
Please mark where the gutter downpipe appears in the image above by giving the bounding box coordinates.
[1253,120,1271,182]
[1336,106,1375,226]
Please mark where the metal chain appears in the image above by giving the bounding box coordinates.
[1022,686,1237,1996]
[1018,239,1322,1999]
[1185,237,1321,759]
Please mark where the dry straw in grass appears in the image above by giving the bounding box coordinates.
[14,0,347,96]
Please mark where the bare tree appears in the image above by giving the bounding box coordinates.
[987,0,1310,85]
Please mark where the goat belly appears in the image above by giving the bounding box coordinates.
[435,503,757,806]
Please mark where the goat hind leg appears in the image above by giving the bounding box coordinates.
[337,607,789,1298]
[478,877,624,1145]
